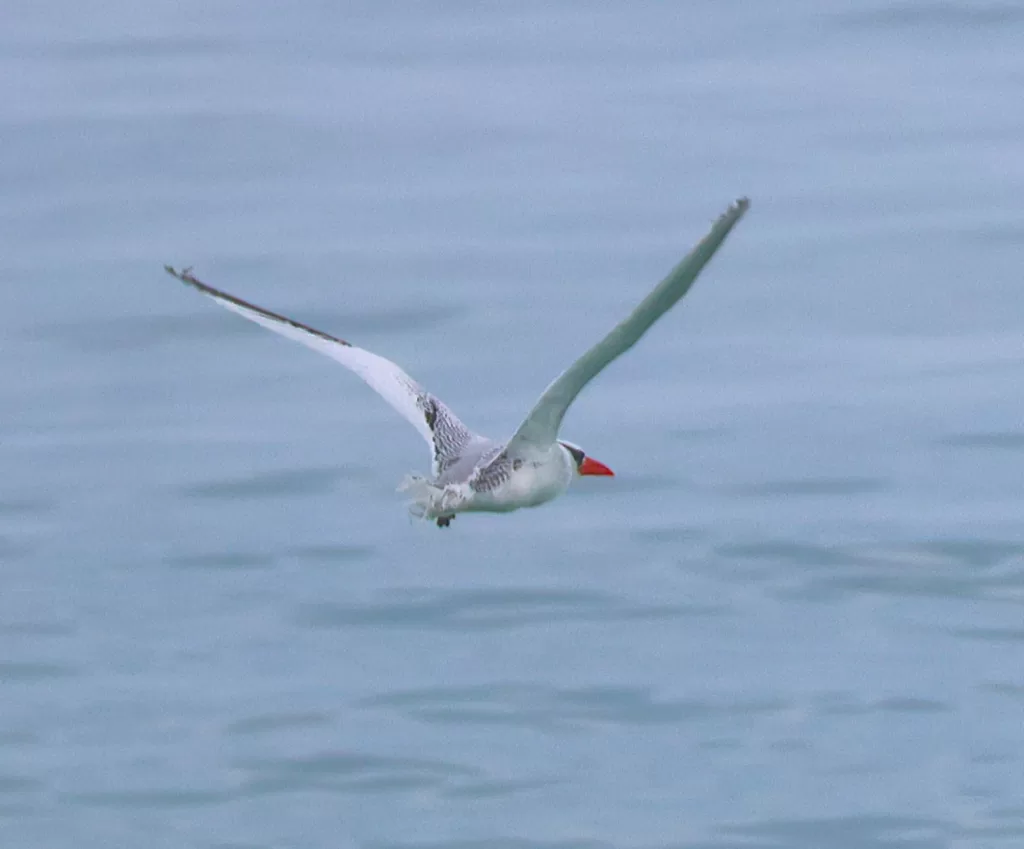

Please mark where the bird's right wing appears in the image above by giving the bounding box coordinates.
[506,198,749,456]
[165,266,476,476]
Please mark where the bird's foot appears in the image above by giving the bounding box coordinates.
[436,515,454,528]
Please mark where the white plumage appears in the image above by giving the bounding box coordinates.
[167,197,749,527]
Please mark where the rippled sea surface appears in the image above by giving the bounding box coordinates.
[3,2,1024,847]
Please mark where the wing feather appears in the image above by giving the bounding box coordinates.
[506,198,750,454]
[165,266,475,474]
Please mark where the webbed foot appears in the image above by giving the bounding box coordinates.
[436,515,454,528]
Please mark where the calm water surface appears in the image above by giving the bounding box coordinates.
[2,2,1023,847]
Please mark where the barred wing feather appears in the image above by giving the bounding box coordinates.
[165,267,475,476]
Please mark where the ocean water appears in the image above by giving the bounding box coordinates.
[2,2,1024,847]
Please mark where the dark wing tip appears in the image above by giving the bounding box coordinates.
[729,197,750,217]
[704,197,750,235]
[164,264,355,349]
[165,265,239,304]
[165,264,204,290]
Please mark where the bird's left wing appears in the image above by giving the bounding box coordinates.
[165,267,476,475]
[505,198,750,456]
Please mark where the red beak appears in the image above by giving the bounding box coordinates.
[579,456,614,476]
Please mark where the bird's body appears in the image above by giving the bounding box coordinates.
[166,197,749,527]
[401,440,578,524]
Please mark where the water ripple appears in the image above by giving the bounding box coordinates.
[0,661,76,682]
[181,466,352,500]
[288,544,375,563]
[49,35,226,61]
[727,477,889,497]
[66,789,232,809]
[985,682,1024,699]
[952,627,1024,643]
[0,538,32,562]
[0,498,55,516]
[0,775,42,794]
[942,431,1024,451]
[721,537,1024,603]
[813,693,949,717]
[367,840,613,849]
[362,684,785,730]
[717,541,863,568]
[165,551,278,571]
[838,3,1024,30]
[234,751,479,797]
[720,814,947,848]
[224,712,333,736]
[0,732,39,748]
[296,588,710,632]
[441,777,561,800]
[0,621,75,637]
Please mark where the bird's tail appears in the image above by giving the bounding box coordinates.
[397,475,435,519]
[397,475,465,520]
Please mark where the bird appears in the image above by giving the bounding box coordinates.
[166,197,748,527]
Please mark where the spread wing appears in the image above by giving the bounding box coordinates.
[506,198,750,455]
[165,266,476,476]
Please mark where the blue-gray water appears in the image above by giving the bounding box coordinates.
[3,2,1024,847]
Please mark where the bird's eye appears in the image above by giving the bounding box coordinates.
[562,443,585,468]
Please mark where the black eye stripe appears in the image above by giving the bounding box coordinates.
[563,444,585,467]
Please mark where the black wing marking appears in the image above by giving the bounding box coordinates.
[166,265,479,474]
[419,395,474,475]
[467,448,521,493]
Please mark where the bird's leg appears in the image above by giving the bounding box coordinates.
[436,515,454,528]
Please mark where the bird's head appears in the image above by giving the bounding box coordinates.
[558,441,614,477]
